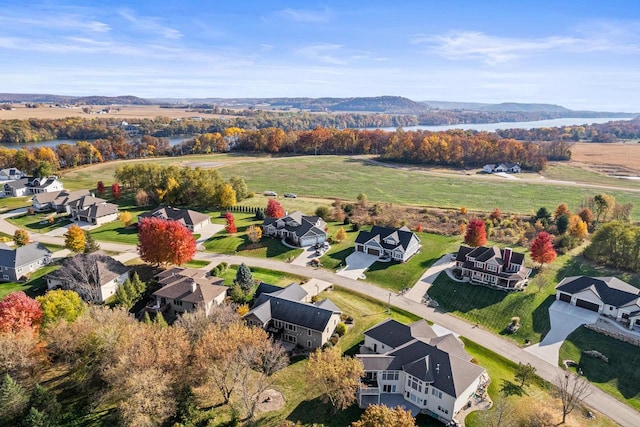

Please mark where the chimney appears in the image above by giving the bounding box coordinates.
[190,280,197,293]
[503,248,512,271]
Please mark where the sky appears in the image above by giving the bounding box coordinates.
[1,0,639,111]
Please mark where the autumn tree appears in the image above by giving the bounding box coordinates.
[36,290,84,327]
[219,183,237,209]
[96,181,105,195]
[134,188,150,207]
[246,224,262,243]
[83,230,100,253]
[336,227,347,242]
[357,192,368,207]
[64,224,85,252]
[0,292,42,333]
[138,217,196,266]
[352,404,416,427]
[315,206,330,220]
[12,229,29,247]
[266,198,285,218]
[307,346,364,413]
[111,182,121,199]
[229,176,249,201]
[464,219,487,247]
[577,207,594,225]
[119,211,132,226]
[529,232,557,267]
[224,212,237,233]
[593,193,615,222]
[556,372,591,424]
[554,203,570,220]
[489,208,502,223]
[568,215,588,239]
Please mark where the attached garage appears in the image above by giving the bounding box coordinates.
[559,293,572,303]
[367,247,380,256]
[575,298,600,312]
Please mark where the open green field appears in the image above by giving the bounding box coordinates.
[560,326,640,411]
[544,162,640,189]
[59,154,640,220]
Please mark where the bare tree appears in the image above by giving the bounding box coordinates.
[476,393,516,427]
[556,372,592,424]
[52,254,128,303]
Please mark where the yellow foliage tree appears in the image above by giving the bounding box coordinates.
[119,211,133,226]
[336,227,347,242]
[246,225,262,243]
[236,303,249,316]
[219,183,237,208]
[352,404,416,427]
[569,214,589,239]
[64,224,86,252]
[460,206,467,215]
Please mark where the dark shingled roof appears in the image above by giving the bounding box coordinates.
[556,276,640,307]
[355,225,419,252]
[153,267,226,305]
[455,245,530,280]
[139,206,210,228]
[262,211,326,240]
[0,242,51,269]
[363,318,437,349]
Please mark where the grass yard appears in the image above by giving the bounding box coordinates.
[544,162,640,189]
[182,259,210,268]
[6,212,72,233]
[364,233,459,291]
[0,264,59,300]
[89,219,140,245]
[217,265,307,287]
[320,223,361,270]
[0,195,30,212]
[560,326,640,411]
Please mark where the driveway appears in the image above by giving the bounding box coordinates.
[404,254,455,303]
[44,220,99,236]
[525,300,599,365]
[195,223,225,249]
[291,245,323,266]
[336,251,378,280]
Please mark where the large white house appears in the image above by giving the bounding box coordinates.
[454,245,531,290]
[354,226,421,262]
[3,176,63,197]
[262,211,327,247]
[556,276,640,330]
[356,319,488,424]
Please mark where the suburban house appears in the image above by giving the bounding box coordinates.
[243,282,342,350]
[262,211,327,247]
[0,242,52,282]
[151,267,228,318]
[32,189,92,212]
[556,276,640,330]
[454,245,532,290]
[356,319,488,424]
[67,195,119,225]
[45,253,131,303]
[138,206,211,232]
[3,176,63,197]
[354,226,421,262]
[0,168,25,181]
[482,163,521,174]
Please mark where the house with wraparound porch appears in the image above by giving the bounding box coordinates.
[454,245,531,290]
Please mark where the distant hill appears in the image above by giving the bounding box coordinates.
[327,96,429,113]
[422,100,570,113]
[0,93,151,105]
[422,100,493,110]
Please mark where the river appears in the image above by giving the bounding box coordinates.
[0,135,192,150]
[373,117,635,132]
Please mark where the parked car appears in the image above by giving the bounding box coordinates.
[263,191,277,197]
[284,193,297,198]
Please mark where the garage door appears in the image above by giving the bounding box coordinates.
[576,298,600,312]
[367,248,380,256]
[559,293,571,303]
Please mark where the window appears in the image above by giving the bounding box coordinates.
[286,323,297,332]
[487,264,497,272]
[307,340,312,348]
[2,275,8,280]
[284,334,297,343]
[381,371,399,381]
[273,320,282,328]
[175,300,183,306]
[382,384,396,393]
[308,329,312,336]
[431,389,442,399]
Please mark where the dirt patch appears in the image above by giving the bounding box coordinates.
[571,142,640,175]
[254,388,285,414]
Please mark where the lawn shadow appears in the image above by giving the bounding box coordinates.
[344,339,364,357]
[287,400,362,427]
[322,247,352,268]
[531,294,554,339]
[427,275,508,312]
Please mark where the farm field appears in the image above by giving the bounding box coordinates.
[0,104,235,120]
[570,142,640,175]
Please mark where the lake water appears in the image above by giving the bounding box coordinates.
[0,135,192,150]
[373,117,635,132]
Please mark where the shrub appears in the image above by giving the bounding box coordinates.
[255,208,265,220]
[315,206,330,220]
[335,322,347,336]
[351,222,360,232]
[343,204,353,214]
[329,336,339,345]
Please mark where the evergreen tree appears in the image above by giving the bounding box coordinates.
[142,311,152,324]
[130,272,146,296]
[22,407,52,427]
[83,230,100,253]
[154,312,168,327]
[0,374,29,425]
[235,263,254,294]
[114,284,132,308]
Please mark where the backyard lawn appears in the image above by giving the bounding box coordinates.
[6,212,72,233]
[0,264,59,300]
[560,326,640,411]
[0,196,30,212]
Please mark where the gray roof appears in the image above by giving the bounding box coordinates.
[355,225,419,252]
[455,245,530,280]
[262,210,327,240]
[153,267,226,305]
[68,195,107,210]
[363,318,437,349]
[556,276,640,307]
[76,202,119,218]
[138,206,210,227]
[0,242,51,269]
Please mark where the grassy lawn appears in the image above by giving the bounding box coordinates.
[320,222,360,270]
[544,162,640,190]
[560,326,640,411]
[0,264,59,300]
[6,212,72,233]
[89,219,140,245]
[0,196,30,212]
[217,265,307,287]
[182,259,210,268]
[364,233,459,291]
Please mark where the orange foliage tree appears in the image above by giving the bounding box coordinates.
[225,212,237,233]
[138,217,196,266]
[464,219,487,247]
[529,232,557,267]
[0,291,43,333]
[266,198,285,219]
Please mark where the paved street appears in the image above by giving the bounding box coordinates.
[2,217,638,426]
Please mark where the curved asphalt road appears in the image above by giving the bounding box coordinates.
[2,216,637,426]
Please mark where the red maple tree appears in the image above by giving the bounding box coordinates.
[225,212,237,233]
[266,198,285,218]
[138,217,197,266]
[0,291,43,333]
[96,181,105,195]
[529,232,557,267]
[464,219,487,247]
[111,182,122,199]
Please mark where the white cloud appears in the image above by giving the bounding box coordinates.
[277,7,332,23]
[0,13,110,33]
[118,9,182,39]
[296,43,346,65]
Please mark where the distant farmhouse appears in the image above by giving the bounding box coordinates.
[454,245,531,290]
[151,267,227,318]
[0,242,52,282]
[138,206,211,232]
[483,163,521,174]
[556,276,640,331]
[262,211,327,247]
[356,319,488,424]
[3,176,63,197]
[45,253,131,303]
[0,168,25,181]
[243,283,341,350]
[354,225,421,262]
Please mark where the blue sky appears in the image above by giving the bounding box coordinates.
[1,0,639,111]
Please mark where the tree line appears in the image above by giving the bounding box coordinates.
[497,117,640,142]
